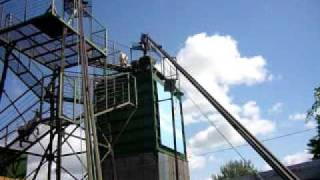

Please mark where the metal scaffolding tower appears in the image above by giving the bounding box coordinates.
[0,0,137,179]
[0,1,300,180]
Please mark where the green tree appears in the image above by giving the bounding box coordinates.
[306,87,320,160]
[211,160,257,180]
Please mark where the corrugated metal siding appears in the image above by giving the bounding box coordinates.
[97,56,158,155]
[102,152,159,180]
[158,152,190,180]
[0,148,27,178]
[97,56,189,180]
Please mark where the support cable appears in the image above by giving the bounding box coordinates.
[186,94,264,180]
[196,128,316,156]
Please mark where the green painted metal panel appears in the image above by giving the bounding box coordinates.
[96,56,187,161]
[0,148,27,178]
[97,56,158,155]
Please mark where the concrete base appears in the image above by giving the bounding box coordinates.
[101,152,189,180]
[158,153,189,180]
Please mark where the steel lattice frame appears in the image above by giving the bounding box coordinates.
[0,0,122,179]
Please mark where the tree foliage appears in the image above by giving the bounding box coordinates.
[211,160,257,180]
[306,87,320,160]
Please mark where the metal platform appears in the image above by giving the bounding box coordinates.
[0,12,106,70]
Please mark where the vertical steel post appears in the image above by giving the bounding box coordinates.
[51,0,55,14]
[0,46,12,103]
[4,126,7,146]
[56,80,62,180]
[77,0,103,179]
[178,95,188,156]
[78,4,94,178]
[48,72,56,180]
[73,79,76,121]
[134,76,137,106]
[122,82,124,103]
[0,5,3,28]
[107,123,118,180]
[113,43,116,64]
[171,93,179,180]
[105,75,108,111]
[113,78,116,105]
[56,27,68,180]
[103,57,108,111]
[127,73,130,103]
[24,0,28,21]
[89,11,93,41]
[90,93,103,180]
[39,78,44,121]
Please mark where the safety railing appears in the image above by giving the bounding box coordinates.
[94,72,137,116]
[107,40,132,67]
[0,0,106,52]
[0,90,43,148]
[0,71,51,149]
[61,73,84,121]
[158,57,178,80]
[55,72,137,121]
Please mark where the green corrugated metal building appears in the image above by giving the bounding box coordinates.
[97,56,189,180]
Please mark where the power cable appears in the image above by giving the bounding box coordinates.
[186,93,264,180]
[186,92,316,179]
[196,127,316,156]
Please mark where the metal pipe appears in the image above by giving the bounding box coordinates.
[134,76,138,106]
[48,74,55,180]
[0,45,12,103]
[171,93,179,180]
[77,0,94,178]
[51,0,55,14]
[141,34,300,180]
[56,27,68,180]
[127,73,130,103]
[0,5,3,28]
[73,79,76,121]
[77,0,103,179]
[178,95,188,156]
[24,0,28,21]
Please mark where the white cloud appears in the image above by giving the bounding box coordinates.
[187,147,207,170]
[188,101,275,154]
[177,33,275,154]
[268,102,283,114]
[288,113,316,129]
[178,33,271,88]
[261,163,272,171]
[289,113,306,121]
[283,151,312,166]
[305,121,317,129]
[25,124,87,179]
[208,155,215,162]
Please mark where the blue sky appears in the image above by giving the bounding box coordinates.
[93,0,320,179]
[1,0,319,179]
